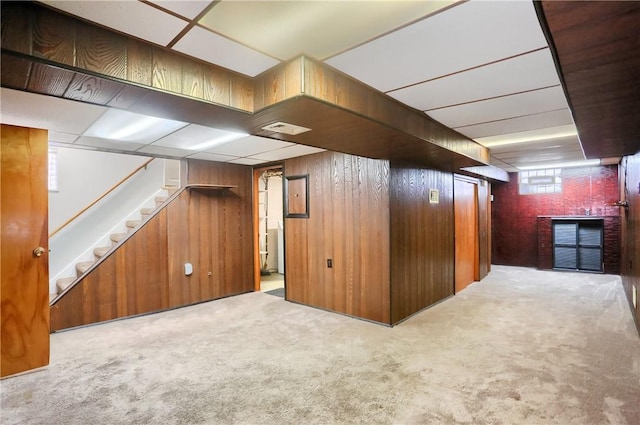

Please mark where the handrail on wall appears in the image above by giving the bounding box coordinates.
[49,158,155,238]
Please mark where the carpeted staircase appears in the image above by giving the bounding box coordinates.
[54,189,176,297]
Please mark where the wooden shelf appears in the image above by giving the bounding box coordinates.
[185,184,237,190]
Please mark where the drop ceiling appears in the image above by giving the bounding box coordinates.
[1,0,629,172]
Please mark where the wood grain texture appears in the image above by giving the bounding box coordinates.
[50,160,254,331]
[454,177,479,293]
[389,166,455,324]
[285,152,391,324]
[0,53,32,90]
[230,73,254,112]
[76,24,126,79]
[126,39,153,87]
[540,1,640,158]
[107,85,148,109]
[182,57,204,99]
[152,47,182,94]
[33,6,75,66]
[64,74,122,105]
[477,181,491,279]
[27,62,74,97]
[620,153,640,334]
[1,125,49,377]
[1,2,32,55]
[203,66,231,106]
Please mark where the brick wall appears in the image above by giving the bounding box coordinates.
[492,165,621,271]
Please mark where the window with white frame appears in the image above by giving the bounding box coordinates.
[48,148,59,191]
[519,168,562,195]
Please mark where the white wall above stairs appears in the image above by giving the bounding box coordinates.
[48,157,169,294]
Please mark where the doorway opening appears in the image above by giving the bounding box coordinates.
[253,165,285,297]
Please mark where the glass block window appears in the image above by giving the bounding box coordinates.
[48,148,59,191]
[519,169,561,195]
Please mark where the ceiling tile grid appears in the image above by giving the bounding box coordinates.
[4,1,608,172]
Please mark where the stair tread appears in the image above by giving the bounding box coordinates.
[126,220,141,228]
[94,246,110,258]
[140,208,154,215]
[110,233,127,243]
[76,261,94,274]
[56,277,76,294]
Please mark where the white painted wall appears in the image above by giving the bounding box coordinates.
[49,148,151,232]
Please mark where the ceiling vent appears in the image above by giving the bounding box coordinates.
[262,122,311,135]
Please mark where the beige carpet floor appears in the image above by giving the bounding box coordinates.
[1,266,639,424]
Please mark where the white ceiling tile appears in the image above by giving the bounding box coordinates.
[48,131,79,144]
[151,1,211,19]
[390,49,561,111]
[228,158,266,166]
[74,136,146,151]
[136,145,193,157]
[455,109,575,139]
[41,1,188,46]
[200,1,454,61]
[249,145,325,161]
[204,136,293,156]
[428,86,569,129]
[152,124,247,150]
[173,26,280,77]
[1,88,106,134]
[187,152,239,162]
[475,124,577,147]
[327,0,547,92]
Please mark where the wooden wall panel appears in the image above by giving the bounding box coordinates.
[50,160,253,331]
[64,74,123,104]
[76,24,127,79]
[620,153,640,334]
[253,57,303,111]
[285,152,391,324]
[390,166,455,324]
[33,6,75,67]
[477,181,491,279]
[152,48,183,95]
[126,39,153,87]
[1,2,32,55]
[230,74,254,112]
[182,57,204,99]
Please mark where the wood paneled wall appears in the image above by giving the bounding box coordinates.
[1,2,254,112]
[620,153,640,334]
[50,161,253,331]
[284,152,391,324]
[477,180,492,279]
[389,167,455,324]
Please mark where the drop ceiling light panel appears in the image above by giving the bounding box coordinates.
[1,88,106,134]
[199,1,455,61]
[457,109,575,139]
[83,109,188,144]
[136,145,194,157]
[429,86,569,129]
[205,136,293,156]
[40,1,188,46]
[326,1,548,92]
[173,26,279,77]
[390,49,561,111]
[152,124,244,150]
[150,1,211,20]
[249,145,325,162]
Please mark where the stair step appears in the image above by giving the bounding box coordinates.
[76,261,94,275]
[140,208,154,217]
[155,196,168,206]
[110,233,127,244]
[94,246,110,258]
[164,186,179,196]
[56,277,76,294]
[126,220,141,229]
